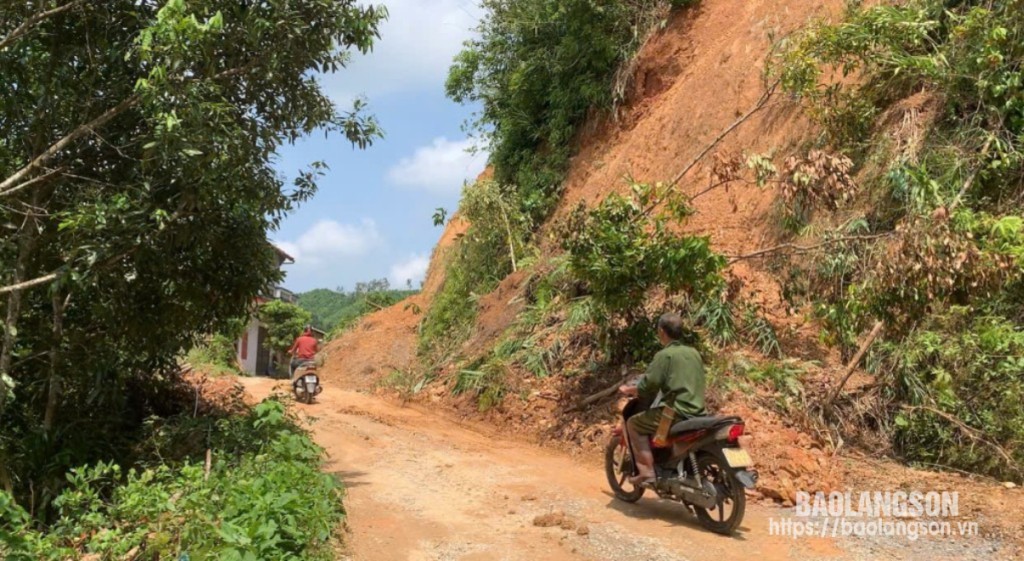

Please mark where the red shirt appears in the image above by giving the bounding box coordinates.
[289,335,318,360]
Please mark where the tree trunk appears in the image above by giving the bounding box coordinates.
[43,291,67,433]
[0,216,39,417]
[823,320,885,415]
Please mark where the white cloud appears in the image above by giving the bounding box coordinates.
[323,0,482,100]
[389,254,430,288]
[275,219,382,267]
[387,137,488,194]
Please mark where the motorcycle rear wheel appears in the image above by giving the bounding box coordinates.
[293,384,313,404]
[604,438,645,503]
[692,451,746,535]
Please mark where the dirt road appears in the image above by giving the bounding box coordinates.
[238,377,1001,561]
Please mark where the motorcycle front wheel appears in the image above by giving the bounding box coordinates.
[692,451,746,535]
[604,438,645,503]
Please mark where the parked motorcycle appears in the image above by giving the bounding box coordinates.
[291,361,322,404]
[605,398,757,535]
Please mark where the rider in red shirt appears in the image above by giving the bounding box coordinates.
[288,326,318,378]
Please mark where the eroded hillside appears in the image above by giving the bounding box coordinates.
[321,0,1023,544]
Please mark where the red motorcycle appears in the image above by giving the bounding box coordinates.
[605,398,757,535]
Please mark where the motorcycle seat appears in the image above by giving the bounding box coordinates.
[669,415,742,436]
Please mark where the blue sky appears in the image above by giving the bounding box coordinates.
[272,0,486,293]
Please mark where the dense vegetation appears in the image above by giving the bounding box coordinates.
[447,0,691,222]
[774,0,1024,479]
[298,281,417,334]
[0,0,384,545]
[186,332,245,376]
[1,399,345,560]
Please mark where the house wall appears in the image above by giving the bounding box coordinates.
[237,317,261,374]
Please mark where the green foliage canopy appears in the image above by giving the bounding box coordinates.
[0,0,384,517]
[259,301,313,355]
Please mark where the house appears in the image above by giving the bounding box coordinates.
[235,245,320,377]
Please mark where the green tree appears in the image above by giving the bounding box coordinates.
[258,301,313,355]
[558,180,725,360]
[0,0,385,516]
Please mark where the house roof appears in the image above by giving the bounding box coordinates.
[272,243,295,265]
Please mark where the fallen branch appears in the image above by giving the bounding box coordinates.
[900,404,1018,471]
[669,80,780,189]
[727,233,894,264]
[639,80,782,216]
[562,370,632,414]
[823,320,884,415]
[949,135,995,212]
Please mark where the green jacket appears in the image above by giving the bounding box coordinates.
[636,341,707,417]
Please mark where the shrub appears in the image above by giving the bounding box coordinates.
[775,0,1024,210]
[186,332,242,375]
[558,180,726,361]
[881,309,1024,480]
[0,400,344,560]
[454,361,508,412]
[420,180,532,356]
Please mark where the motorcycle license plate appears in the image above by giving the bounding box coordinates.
[722,447,753,468]
[304,375,317,383]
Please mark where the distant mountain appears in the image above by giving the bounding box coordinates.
[298,285,417,333]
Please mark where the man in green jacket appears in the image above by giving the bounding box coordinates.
[618,312,707,484]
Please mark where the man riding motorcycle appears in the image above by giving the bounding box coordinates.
[287,325,318,379]
[618,312,706,486]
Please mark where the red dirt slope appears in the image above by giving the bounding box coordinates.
[319,214,468,388]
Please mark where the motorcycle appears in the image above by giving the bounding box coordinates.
[291,361,322,404]
[605,398,758,535]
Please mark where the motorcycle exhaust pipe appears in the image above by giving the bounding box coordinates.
[665,478,718,509]
[733,469,758,489]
